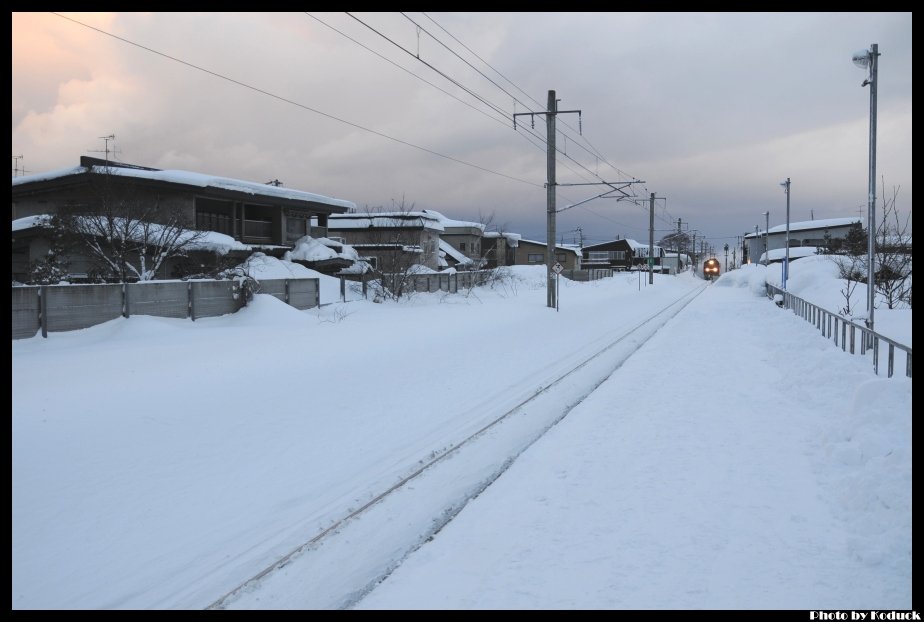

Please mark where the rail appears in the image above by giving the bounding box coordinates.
[767,284,911,379]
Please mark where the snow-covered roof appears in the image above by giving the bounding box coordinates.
[482,231,521,247]
[11,215,51,232]
[186,230,251,255]
[420,209,485,232]
[11,213,249,255]
[746,218,863,238]
[760,246,822,262]
[284,235,362,263]
[624,239,662,252]
[12,163,356,211]
[438,239,474,266]
[329,212,445,232]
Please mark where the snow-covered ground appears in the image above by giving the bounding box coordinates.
[12,258,911,610]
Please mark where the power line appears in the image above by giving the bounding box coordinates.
[414,12,646,197]
[346,12,614,191]
[50,11,543,190]
[305,12,592,188]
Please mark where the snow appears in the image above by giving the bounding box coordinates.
[329,212,445,231]
[186,230,250,255]
[11,257,911,610]
[756,246,822,264]
[438,239,474,267]
[420,209,486,231]
[11,214,51,231]
[237,253,364,305]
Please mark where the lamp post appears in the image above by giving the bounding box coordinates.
[780,178,791,289]
[853,43,879,339]
[762,211,770,266]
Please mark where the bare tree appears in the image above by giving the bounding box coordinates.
[56,167,207,282]
[874,183,912,310]
[353,198,437,301]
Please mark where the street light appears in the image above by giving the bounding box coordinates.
[780,178,791,289]
[762,211,770,266]
[853,43,879,339]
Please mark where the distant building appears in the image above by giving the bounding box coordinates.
[745,217,862,264]
[328,211,444,272]
[514,239,582,270]
[11,157,355,281]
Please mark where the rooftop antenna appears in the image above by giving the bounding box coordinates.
[89,134,120,166]
[265,179,283,187]
[12,154,25,177]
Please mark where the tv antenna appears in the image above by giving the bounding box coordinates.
[89,134,121,165]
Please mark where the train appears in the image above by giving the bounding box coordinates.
[703,257,721,280]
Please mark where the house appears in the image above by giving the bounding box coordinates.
[662,251,693,274]
[11,157,355,281]
[513,239,582,270]
[481,231,520,268]
[421,210,486,267]
[581,239,634,271]
[744,217,862,264]
[581,239,665,271]
[328,211,444,272]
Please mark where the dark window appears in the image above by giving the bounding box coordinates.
[196,210,233,235]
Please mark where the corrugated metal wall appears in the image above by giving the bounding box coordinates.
[10,278,319,339]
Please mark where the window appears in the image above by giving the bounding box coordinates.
[589,250,626,261]
[196,210,234,235]
[459,242,466,252]
[286,216,307,241]
[527,253,544,263]
[556,252,567,262]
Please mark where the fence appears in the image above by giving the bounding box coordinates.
[377,270,494,295]
[12,277,319,340]
[560,268,614,282]
[766,284,912,379]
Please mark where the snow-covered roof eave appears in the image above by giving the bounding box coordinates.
[12,164,356,211]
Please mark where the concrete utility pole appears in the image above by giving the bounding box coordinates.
[781,178,791,289]
[648,193,655,284]
[763,211,770,266]
[514,90,581,309]
[676,218,682,272]
[546,91,556,309]
[691,232,697,271]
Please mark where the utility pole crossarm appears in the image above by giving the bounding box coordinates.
[555,180,645,213]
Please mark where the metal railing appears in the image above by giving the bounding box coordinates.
[767,284,912,379]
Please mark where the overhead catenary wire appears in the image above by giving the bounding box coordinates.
[420,12,640,187]
[49,11,543,190]
[346,12,625,192]
[306,13,604,195]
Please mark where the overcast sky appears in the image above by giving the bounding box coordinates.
[12,12,912,251]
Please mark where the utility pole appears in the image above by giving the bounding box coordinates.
[513,90,581,309]
[691,232,697,271]
[764,211,770,266]
[781,177,791,289]
[676,218,682,272]
[648,193,655,284]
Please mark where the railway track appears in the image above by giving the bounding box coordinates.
[210,282,708,610]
